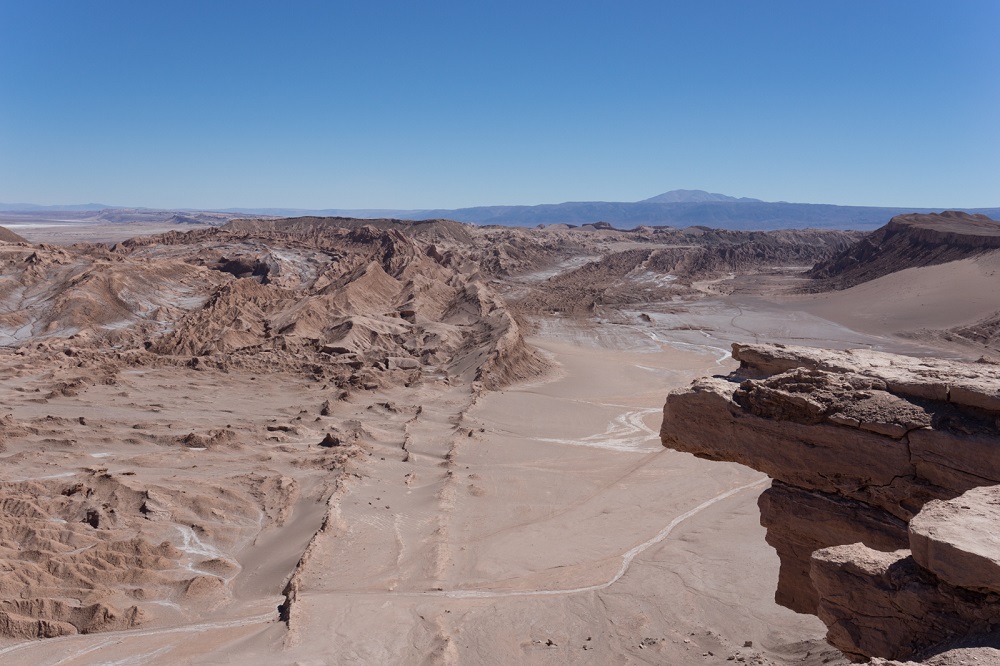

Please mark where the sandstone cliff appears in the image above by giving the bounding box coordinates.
[660,343,1000,662]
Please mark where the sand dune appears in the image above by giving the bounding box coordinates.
[794,252,1000,337]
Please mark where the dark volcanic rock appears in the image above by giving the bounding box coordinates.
[318,433,342,448]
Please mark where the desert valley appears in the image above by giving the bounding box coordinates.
[3,1,996,663]
[0,209,995,665]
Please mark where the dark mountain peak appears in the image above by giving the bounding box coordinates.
[640,189,763,204]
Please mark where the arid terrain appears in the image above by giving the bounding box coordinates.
[0,212,997,664]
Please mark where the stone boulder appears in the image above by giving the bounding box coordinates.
[909,485,1000,595]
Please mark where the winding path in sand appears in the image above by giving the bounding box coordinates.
[0,316,840,665]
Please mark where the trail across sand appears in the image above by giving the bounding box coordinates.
[0,613,276,660]
[440,477,769,598]
[0,291,897,665]
[272,325,839,665]
[0,212,994,664]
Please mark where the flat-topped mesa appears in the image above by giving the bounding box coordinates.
[886,211,1000,248]
[808,211,1000,289]
[660,343,1000,662]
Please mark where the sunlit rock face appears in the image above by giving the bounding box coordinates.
[661,343,1000,661]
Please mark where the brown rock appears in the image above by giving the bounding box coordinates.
[183,575,226,599]
[661,343,1000,661]
[319,432,342,447]
[811,544,1000,662]
[661,376,915,517]
[0,611,77,639]
[949,382,1000,413]
[759,481,908,613]
[909,429,1000,492]
[909,485,1000,594]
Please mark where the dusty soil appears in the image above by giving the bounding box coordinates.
[0,216,995,664]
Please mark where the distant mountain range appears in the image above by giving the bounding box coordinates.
[3,190,998,231]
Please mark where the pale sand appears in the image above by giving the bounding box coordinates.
[0,310,854,665]
[275,326,837,666]
[267,309,964,665]
[788,252,1000,339]
[1,222,215,245]
[2,220,989,663]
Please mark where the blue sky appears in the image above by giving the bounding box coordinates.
[1,1,997,209]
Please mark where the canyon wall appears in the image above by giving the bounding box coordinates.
[660,343,1000,661]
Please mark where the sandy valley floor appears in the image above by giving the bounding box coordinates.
[0,219,992,665]
[0,303,932,665]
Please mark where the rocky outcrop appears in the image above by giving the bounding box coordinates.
[0,220,549,390]
[660,343,1000,661]
[810,542,1000,663]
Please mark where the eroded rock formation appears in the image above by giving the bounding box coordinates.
[660,343,1000,661]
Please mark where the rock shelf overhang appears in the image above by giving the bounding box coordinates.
[660,343,1000,661]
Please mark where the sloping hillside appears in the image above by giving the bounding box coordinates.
[0,225,27,243]
[808,211,1000,290]
[804,212,1000,353]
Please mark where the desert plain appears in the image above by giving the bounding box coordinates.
[0,212,996,665]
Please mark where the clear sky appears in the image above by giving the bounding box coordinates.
[1,1,997,210]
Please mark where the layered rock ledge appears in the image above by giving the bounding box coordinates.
[660,343,1000,661]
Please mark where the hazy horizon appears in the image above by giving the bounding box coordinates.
[4,188,1000,214]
